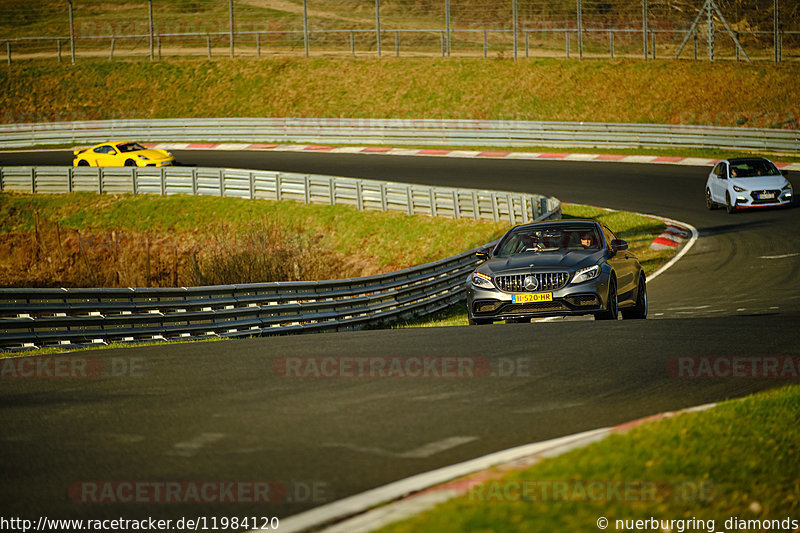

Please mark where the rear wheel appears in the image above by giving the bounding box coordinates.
[705,189,717,210]
[622,275,647,320]
[77,160,90,166]
[595,279,618,320]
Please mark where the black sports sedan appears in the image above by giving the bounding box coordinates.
[466,220,647,324]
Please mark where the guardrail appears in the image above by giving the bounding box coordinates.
[0,166,560,350]
[0,166,558,224]
[1,118,797,153]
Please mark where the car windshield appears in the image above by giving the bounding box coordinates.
[495,225,602,257]
[117,142,146,153]
[730,160,781,178]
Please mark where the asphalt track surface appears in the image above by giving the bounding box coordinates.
[1,149,799,527]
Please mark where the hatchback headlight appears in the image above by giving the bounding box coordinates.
[732,185,746,193]
[471,272,495,289]
[571,265,600,285]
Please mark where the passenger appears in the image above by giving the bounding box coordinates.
[580,232,596,248]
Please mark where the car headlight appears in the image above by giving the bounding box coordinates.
[471,272,495,290]
[137,155,150,160]
[570,265,600,285]
[732,185,746,193]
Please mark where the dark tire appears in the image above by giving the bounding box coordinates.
[124,159,137,167]
[595,278,618,321]
[77,160,90,166]
[705,189,717,210]
[725,192,736,214]
[622,275,647,320]
[468,317,492,325]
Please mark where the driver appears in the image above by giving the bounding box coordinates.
[579,232,596,248]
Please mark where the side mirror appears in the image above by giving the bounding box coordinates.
[611,239,629,252]
[476,249,491,260]
[109,150,117,156]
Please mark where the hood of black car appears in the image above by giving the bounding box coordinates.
[479,250,604,275]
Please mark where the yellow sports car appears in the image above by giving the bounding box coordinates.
[73,141,175,167]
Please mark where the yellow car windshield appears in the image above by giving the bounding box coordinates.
[117,142,146,153]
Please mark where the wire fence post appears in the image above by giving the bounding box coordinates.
[642,0,648,61]
[6,42,9,66]
[303,0,309,58]
[229,0,235,58]
[375,0,381,58]
[148,0,154,61]
[774,0,780,63]
[445,0,451,56]
[707,6,714,61]
[577,0,583,59]
[512,0,518,60]
[565,31,570,58]
[609,31,614,59]
[67,0,75,64]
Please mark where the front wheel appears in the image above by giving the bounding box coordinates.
[594,279,618,320]
[725,192,736,214]
[124,159,137,167]
[622,276,647,320]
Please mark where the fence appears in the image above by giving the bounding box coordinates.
[1,118,798,153]
[0,166,558,224]
[0,166,560,350]
[1,1,797,63]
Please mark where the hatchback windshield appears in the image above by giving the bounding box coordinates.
[730,160,781,178]
[495,225,602,257]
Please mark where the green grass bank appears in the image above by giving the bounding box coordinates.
[376,384,800,533]
[2,58,798,129]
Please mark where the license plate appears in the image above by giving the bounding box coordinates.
[512,293,553,303]
[759,193,775,200]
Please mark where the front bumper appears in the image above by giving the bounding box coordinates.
[731,188,792,209]
[466,273,610,322]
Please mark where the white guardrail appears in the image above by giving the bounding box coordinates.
[0,166,561,351]
[0,118,798,153]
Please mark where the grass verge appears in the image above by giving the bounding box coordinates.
[373,384,800,533]
[0,191,508,287]
[2,58,799,130]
